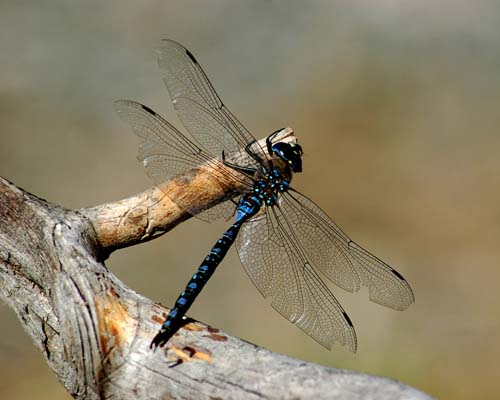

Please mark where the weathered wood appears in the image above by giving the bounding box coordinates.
[0,132,433,400]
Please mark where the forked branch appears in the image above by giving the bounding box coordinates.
[0,133,431,400]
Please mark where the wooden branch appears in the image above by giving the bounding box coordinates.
[84,128,294,254]
[0,132,432,400]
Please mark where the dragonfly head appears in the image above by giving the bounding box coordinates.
[271,142,303,173]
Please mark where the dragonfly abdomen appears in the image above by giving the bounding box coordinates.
[151,195,262,347]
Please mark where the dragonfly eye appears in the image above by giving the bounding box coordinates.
[271,142,303,173]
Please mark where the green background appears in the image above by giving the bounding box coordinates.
[1,1,499,399]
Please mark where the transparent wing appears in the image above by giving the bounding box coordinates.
[196,199,237,222]
[157,39,266,169]
[279,189,415,311]
[115,100,250,221]
[235,208,357,351]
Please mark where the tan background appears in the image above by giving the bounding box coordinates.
[1,1,499,399]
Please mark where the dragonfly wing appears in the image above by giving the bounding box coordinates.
[235,209,357,351]
[114,100,249,221]
[196,198,237,222]
[157,40,265,170]
[279,190,415,311]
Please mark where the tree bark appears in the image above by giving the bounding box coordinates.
[0,134,432,400]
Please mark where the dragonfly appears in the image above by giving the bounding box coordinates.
[115,40,414,352]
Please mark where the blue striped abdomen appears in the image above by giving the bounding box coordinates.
[151,194,262,347]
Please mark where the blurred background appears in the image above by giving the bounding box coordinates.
[1,1,499,399]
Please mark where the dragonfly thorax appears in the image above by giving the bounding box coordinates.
[234,169,289,223]
[253,168,290,206]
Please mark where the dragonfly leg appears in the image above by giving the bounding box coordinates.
[222,150,258,176]
[244,140,268,166]
[265,128,285,156]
